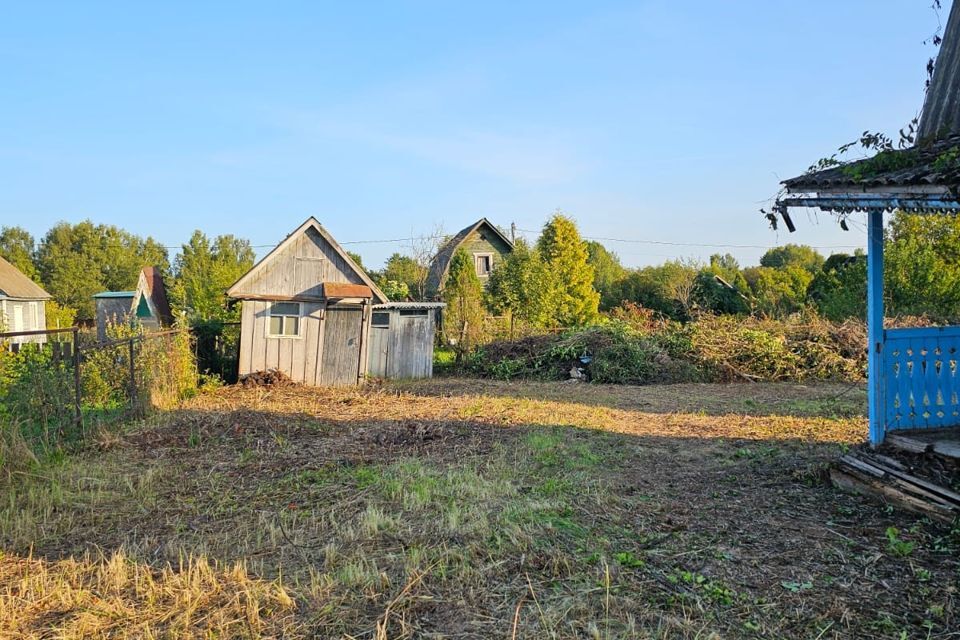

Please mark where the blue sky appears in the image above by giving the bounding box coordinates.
[0,1,942,269]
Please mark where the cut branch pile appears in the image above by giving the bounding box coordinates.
[240,369,294,387]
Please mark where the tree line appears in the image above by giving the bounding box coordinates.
[0,222,255,327]
[2,210,957,334]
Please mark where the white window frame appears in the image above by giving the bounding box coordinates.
[267,302,302,338]
[474,252,493,277]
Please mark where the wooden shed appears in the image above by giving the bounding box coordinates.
[93,267,173,341]
[367,302,445,379]
[226,217,387,386]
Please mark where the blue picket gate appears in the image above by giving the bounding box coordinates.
[883,326,960,432]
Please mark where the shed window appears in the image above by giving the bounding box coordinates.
[398,309,428,317]
[371,312,390,327]
[474,253,492,276]
[268,302,301,337]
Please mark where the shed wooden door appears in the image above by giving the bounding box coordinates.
[321,305,364,386]
[391,312,433,378]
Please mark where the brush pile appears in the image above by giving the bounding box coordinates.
[239,369,294,388]
[468,312,868,385]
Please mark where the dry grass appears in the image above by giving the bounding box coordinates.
[0,551,296,638]
[0,378,957,639]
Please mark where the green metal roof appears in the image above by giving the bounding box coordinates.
[93,291,135,299]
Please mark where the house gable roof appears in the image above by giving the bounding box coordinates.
[138,266,174,325]
[226,217,387,304]
[425,218,513,294]
[0,255,51,301]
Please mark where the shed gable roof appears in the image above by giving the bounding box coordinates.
[0,255,51,300]
[426,218,513,294]
[226,217,387,304]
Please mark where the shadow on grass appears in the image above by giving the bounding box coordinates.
[1,383,953,639]
[392,376,868,419]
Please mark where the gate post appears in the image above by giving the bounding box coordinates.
[866,210,885,447]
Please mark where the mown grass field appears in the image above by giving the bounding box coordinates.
[2,378,957,639]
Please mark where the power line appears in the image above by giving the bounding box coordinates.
[514,228,863,251]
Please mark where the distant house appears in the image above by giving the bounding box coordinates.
[226,217,388,386]
[94,267,174,341]
[0,255,51,344]
[426,218,513,298]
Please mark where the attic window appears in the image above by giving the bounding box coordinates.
[268,302,301,337]
[474,253,493,276]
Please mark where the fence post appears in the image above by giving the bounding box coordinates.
[73,327,82,429]
[128,337,138,415]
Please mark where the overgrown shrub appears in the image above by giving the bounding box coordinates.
[467,307,868,385]
[0,344,75,449]
[1,322,197,468]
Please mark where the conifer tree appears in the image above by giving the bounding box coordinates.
[537,213,600,326]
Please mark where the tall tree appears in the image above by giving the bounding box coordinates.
[170,231,255,321]
[375,253,421,298]
[760,244,825,274]
[743,265,812,317]
[608,259,700,320]
[442,248,485,361]
[36,221,169,320]
[585,240,627,310]
[694,254,750,315]
[885,212,960,321]
[807,252,867,321]
[537,214,600,326]
[486,238,550,334]
[0,226,40,283]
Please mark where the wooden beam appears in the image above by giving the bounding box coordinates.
[230,294,326,303]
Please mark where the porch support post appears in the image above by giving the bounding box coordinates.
[866,210,885,447]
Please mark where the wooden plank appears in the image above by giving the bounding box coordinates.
[301,303,318,384]
[279,337,294,380]
[858,453,960,506]
[314,305,327,385]
[250,301,267,373]
[932,439,960,459]
[830,468,957,524]
[230,293,326,303]
[238,301,254,375]
[885,433,932,454]
[839,455,885,478]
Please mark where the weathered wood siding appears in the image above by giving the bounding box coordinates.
[232,226,366,299]
[95,297,133,341]
[367,309,437,379]
[238,300,369,386]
